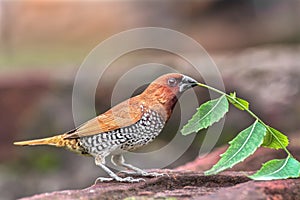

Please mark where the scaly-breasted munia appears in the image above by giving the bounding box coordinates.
[14,73,197,182]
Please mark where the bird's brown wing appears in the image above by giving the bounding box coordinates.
[64,98,144,139]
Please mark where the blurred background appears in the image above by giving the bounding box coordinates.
[1,0,300,199]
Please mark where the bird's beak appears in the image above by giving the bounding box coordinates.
[179,75,198,93]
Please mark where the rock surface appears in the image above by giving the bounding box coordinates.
[19,169,300,200]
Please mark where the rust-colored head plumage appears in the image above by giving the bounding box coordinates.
[141,73,196,99]
[139,73,197,121]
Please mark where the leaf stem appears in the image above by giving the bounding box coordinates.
[197,82,292,156]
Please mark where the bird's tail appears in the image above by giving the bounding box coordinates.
[14,133,84,154]
[14,134,66,147]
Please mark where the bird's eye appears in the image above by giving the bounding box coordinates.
[167,78,177,87]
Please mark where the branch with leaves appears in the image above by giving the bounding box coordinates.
[181,83,300,180]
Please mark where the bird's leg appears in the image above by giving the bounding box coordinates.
[94,155,144,183]
[111,154,165,177]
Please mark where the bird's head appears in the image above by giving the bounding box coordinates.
[148,73,197,93]
[139,73,197,120]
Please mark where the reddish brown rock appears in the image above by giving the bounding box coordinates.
[200,178,300,200]
[18,169,300,200]
[19,170,250,200]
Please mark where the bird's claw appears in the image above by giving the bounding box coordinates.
[116,176,145,183]
[120,170,167,177]
[94,177,114,184]
[142,171,166,177]
[95,176,145,183]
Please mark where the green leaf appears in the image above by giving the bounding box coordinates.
[262,126,289,150]
[227,92,249,111]
[249,156,300,180]
[205,121,266,175]
[181,95,229,135]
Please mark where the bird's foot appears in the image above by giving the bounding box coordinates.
[116,176,145,183]
[120,170,167,177]
[94,177,114,183]
[95,176,145,183]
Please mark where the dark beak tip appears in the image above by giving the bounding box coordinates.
[179,75,198,92]
[184,76,197,85]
